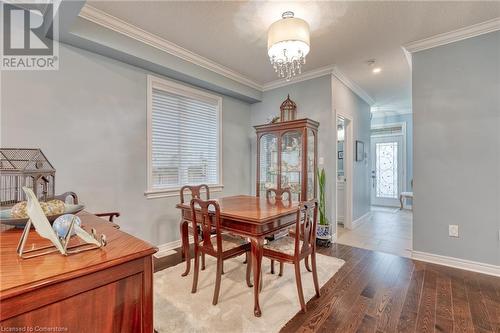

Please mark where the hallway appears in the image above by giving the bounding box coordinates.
[336,206,412,258]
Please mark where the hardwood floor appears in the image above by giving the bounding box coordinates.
[154,243,500,333]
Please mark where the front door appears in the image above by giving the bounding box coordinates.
[371,135,403,207]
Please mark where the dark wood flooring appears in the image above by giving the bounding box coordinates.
[154,243,500,333]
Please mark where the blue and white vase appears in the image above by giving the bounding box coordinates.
[316,224,331,240]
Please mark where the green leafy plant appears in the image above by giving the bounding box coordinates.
[317,168,329,226]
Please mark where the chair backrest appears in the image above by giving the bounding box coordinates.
[294,199,318,256]
[180,184,210,204]
[53,191,79,204]
[266,187,292,204]
[190,198,222,256]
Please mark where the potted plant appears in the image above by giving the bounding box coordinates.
[316,168,331,245]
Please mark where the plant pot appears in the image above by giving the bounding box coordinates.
[316,224,331,240]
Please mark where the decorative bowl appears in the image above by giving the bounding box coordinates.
[0,204,85,228]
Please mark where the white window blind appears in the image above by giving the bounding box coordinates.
[148,77,221,195]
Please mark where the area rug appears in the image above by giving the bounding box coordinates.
[154,253,345,333]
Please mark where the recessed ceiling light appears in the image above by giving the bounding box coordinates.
[372,67,382,74]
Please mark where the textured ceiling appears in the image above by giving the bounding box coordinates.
[88,1,500,109]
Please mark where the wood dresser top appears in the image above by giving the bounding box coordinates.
[176,195,299,224]
[0,212,157,299]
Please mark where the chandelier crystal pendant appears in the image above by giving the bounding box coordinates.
[267,11,310,81]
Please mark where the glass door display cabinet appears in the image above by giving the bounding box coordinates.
[255,118,319,202]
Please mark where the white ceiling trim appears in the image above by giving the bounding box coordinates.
[403,17,500,53]
[332,66,375,105]
[262,65,335,91]
[263,65,375,105]
[78,4,263,91]
[78,4,375,105]
[371,106,412,118]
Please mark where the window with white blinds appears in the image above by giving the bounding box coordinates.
[146,76,222,197]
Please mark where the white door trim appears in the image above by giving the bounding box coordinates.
[337,114,353,230]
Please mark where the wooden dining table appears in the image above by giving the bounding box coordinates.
[176,195,299,317]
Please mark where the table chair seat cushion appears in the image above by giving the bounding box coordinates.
[212,234,249,252]
[264,236,302,256]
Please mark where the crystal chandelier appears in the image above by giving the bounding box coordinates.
[267,11,310,81]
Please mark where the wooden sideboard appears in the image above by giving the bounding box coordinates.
[0,212,157,332]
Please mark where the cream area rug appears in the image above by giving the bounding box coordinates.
[154,253,345,333]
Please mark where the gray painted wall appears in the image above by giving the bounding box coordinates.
[371,113,413,192]
[1,43,252,246]
[332,76,372,220]
[412,31,500,265]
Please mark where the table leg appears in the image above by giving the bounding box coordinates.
[251,237,264,317]
[180,220,190,277]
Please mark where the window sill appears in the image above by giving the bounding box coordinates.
[144,184,224,199]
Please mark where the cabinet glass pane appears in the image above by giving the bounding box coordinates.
[281,131,302,202]
[259,134,278,196]
[307,129,315,200]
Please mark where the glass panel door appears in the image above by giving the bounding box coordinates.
[281,131,302,202]
[370,135,403,206]
[259,134,278,197]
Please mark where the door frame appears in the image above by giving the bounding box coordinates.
[370,122,407,206]
[336,114,353,230]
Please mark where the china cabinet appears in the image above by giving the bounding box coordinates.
[255,118,319,202]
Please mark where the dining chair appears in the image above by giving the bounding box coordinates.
[266,187,292,204]
[265,187,292,276]
[262,199,320,312]
[179,184,210,276]
[53,192,121,223]
[190,198,252,305]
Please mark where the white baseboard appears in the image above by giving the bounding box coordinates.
[411,250,500,277]
[155,236,194,258]
[352,212,371,229]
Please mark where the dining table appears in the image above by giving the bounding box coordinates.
[176,194,299,317]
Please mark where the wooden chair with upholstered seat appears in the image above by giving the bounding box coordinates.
[53,191,121,223]
[190,198,252,305]
[262,199,320,312]
[179,185,210,276]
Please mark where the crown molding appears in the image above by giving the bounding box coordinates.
[263,65,375,106]
[371,106,412,118]
[403,17,500,53]
[262,65,336,91]
[78,4,263,91]
[332,66,375,105]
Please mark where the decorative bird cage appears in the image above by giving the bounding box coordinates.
[0,148,55,207]
[280,95,297,122]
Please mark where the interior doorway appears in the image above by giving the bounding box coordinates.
[336,115,353,230]
[336,119,413,258]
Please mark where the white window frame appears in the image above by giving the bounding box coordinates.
[145,75,223,199]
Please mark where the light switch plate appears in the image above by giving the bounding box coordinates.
[319,157,324,165]
[449,225,459,238]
